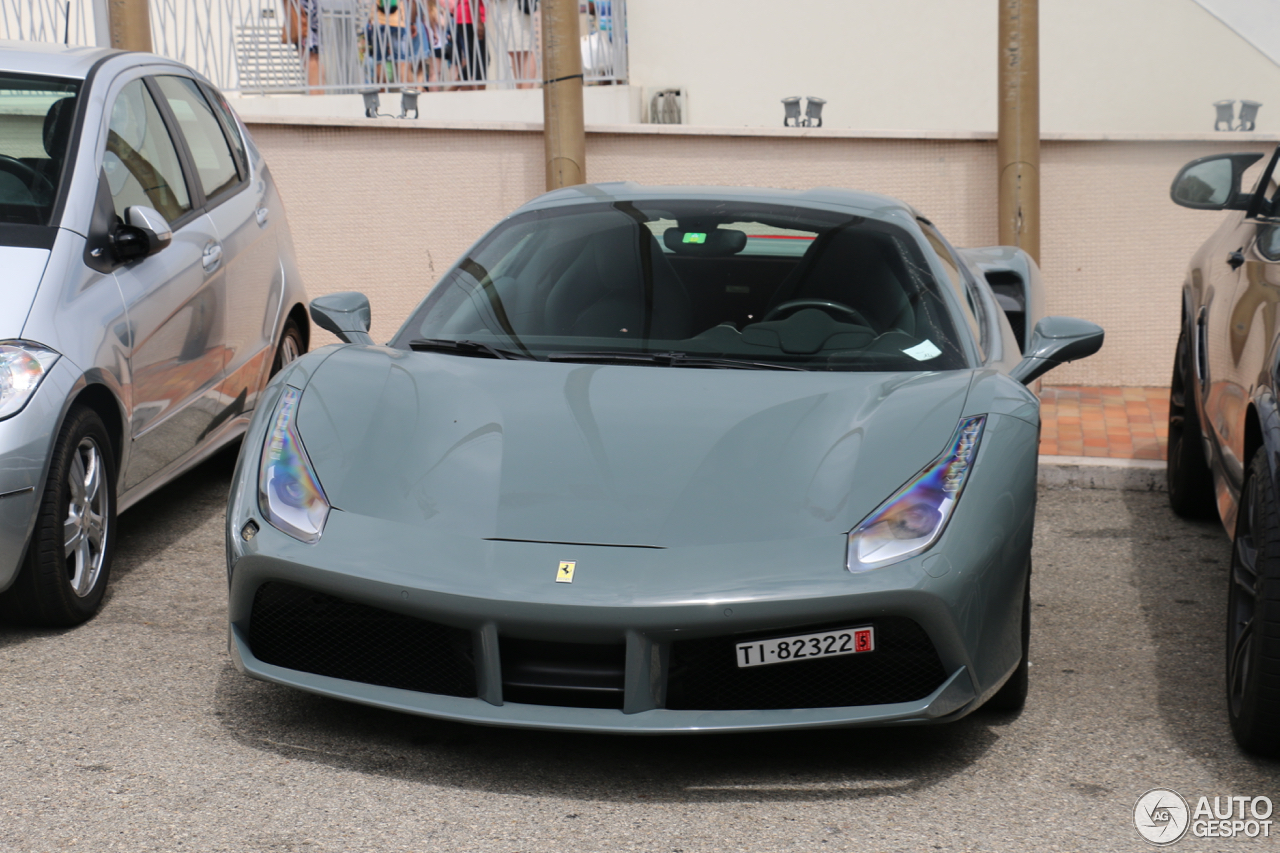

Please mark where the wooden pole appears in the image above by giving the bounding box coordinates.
[541,0,585,190]
[997,0,1039,263]
[107,0,153,52]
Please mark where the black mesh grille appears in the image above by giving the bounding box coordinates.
[665,617,947,711]
[248,582,478,698]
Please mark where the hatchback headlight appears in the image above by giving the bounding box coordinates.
[847,415,985,572]
[0,342,59,421]
[258,386,330,543]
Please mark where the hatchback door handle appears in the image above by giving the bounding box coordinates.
[1228,249,1245,270]
[256,207,269,227]
[202,241,223,272]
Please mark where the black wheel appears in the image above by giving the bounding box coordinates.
[1226,448,1280,757]
[0,407,116,627]
[984,566,1030,713]
[270,317,305,378]
[1167,326,1216,518]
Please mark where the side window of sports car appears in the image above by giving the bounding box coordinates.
[919,223,985,357]
[153,76,243,205]
[103,79,192,224]
[1257,225,1280,262]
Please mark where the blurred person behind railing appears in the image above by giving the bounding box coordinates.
[408,0,453,87]
[582,0,613,82]
[494,0,537,89]
[367,0,411,89]
[282,0,324,93]
[449,0,486,91]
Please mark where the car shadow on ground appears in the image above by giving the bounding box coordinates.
[1121,488,1280,777]
[213,659,1010,803]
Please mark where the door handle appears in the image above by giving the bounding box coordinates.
[1228,249,1245,270]
[255,207,269,227]
[202,241,223,272]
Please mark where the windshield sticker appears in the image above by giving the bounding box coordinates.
[904,340,943,361]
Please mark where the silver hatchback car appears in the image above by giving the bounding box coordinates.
[0,41,310,626]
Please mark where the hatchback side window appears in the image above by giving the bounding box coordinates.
[154,76,242,204]
[200,82,249,178]
[103,79,191,224]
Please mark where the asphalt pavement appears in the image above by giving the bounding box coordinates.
[0,452,1276,852]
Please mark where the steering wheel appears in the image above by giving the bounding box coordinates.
[0,155,54,203]
[761,299,870,327]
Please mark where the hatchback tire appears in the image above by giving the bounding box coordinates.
[271,317,305,378]
[0,406,116,626]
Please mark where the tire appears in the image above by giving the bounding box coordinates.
[270,317,305,378]
[1167,326,1217,518]
[1226,448,1280,757]
[0,407,116,627]
[984,565,1030,713]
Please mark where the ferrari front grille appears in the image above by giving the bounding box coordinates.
[499,638,627,710]
[247,582,478,698]
[665,616,947,711]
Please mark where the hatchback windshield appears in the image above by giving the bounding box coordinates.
[0,75,79,226]
[393,200,969,372]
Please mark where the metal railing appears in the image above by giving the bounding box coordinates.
[0,0,627,94]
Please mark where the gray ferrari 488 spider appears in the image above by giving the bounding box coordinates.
[225,183,1102,733]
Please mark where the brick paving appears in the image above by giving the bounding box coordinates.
[1037,386,1168,461]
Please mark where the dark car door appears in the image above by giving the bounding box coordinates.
[101,76,230,490]
[1207,150,1280,499]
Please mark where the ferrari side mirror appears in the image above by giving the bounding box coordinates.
[1010,316,1104,386]
[310,292,374,345]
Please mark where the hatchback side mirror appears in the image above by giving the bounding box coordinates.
[113,205,172,263]
[310,292,374,345]
[1171,153,1264,211]
[1010,316,1105,385]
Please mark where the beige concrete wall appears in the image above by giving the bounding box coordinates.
[247,117,1279,386]
[627,0,1280,134]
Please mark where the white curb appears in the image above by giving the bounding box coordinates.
[1037,455,1166,492]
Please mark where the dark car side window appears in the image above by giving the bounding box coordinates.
[103,79,192,224]
[153,76,242,204]
[1258,225,1280,262]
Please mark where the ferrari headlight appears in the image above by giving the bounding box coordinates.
[0,342,59,421]
[846,415,985,572]
[258,386,330,543]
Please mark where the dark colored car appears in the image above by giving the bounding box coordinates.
[1169,147,1280,756]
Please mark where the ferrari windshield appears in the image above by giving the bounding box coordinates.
[0,75,79,227]
[393,199,970,372]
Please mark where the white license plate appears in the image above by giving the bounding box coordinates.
[735,626,875,668]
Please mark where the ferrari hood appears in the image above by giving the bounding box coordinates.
[293,346,977,548]
[0,246,51,339]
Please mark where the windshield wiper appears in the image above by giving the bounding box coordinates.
[545,351,807,371]
[409,338,533,360]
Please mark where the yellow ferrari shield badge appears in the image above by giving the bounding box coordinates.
[556,561,576,583]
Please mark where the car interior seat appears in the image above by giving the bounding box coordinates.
[766,227,917,336]
[544,224,693,341]
[39,97,75,187]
